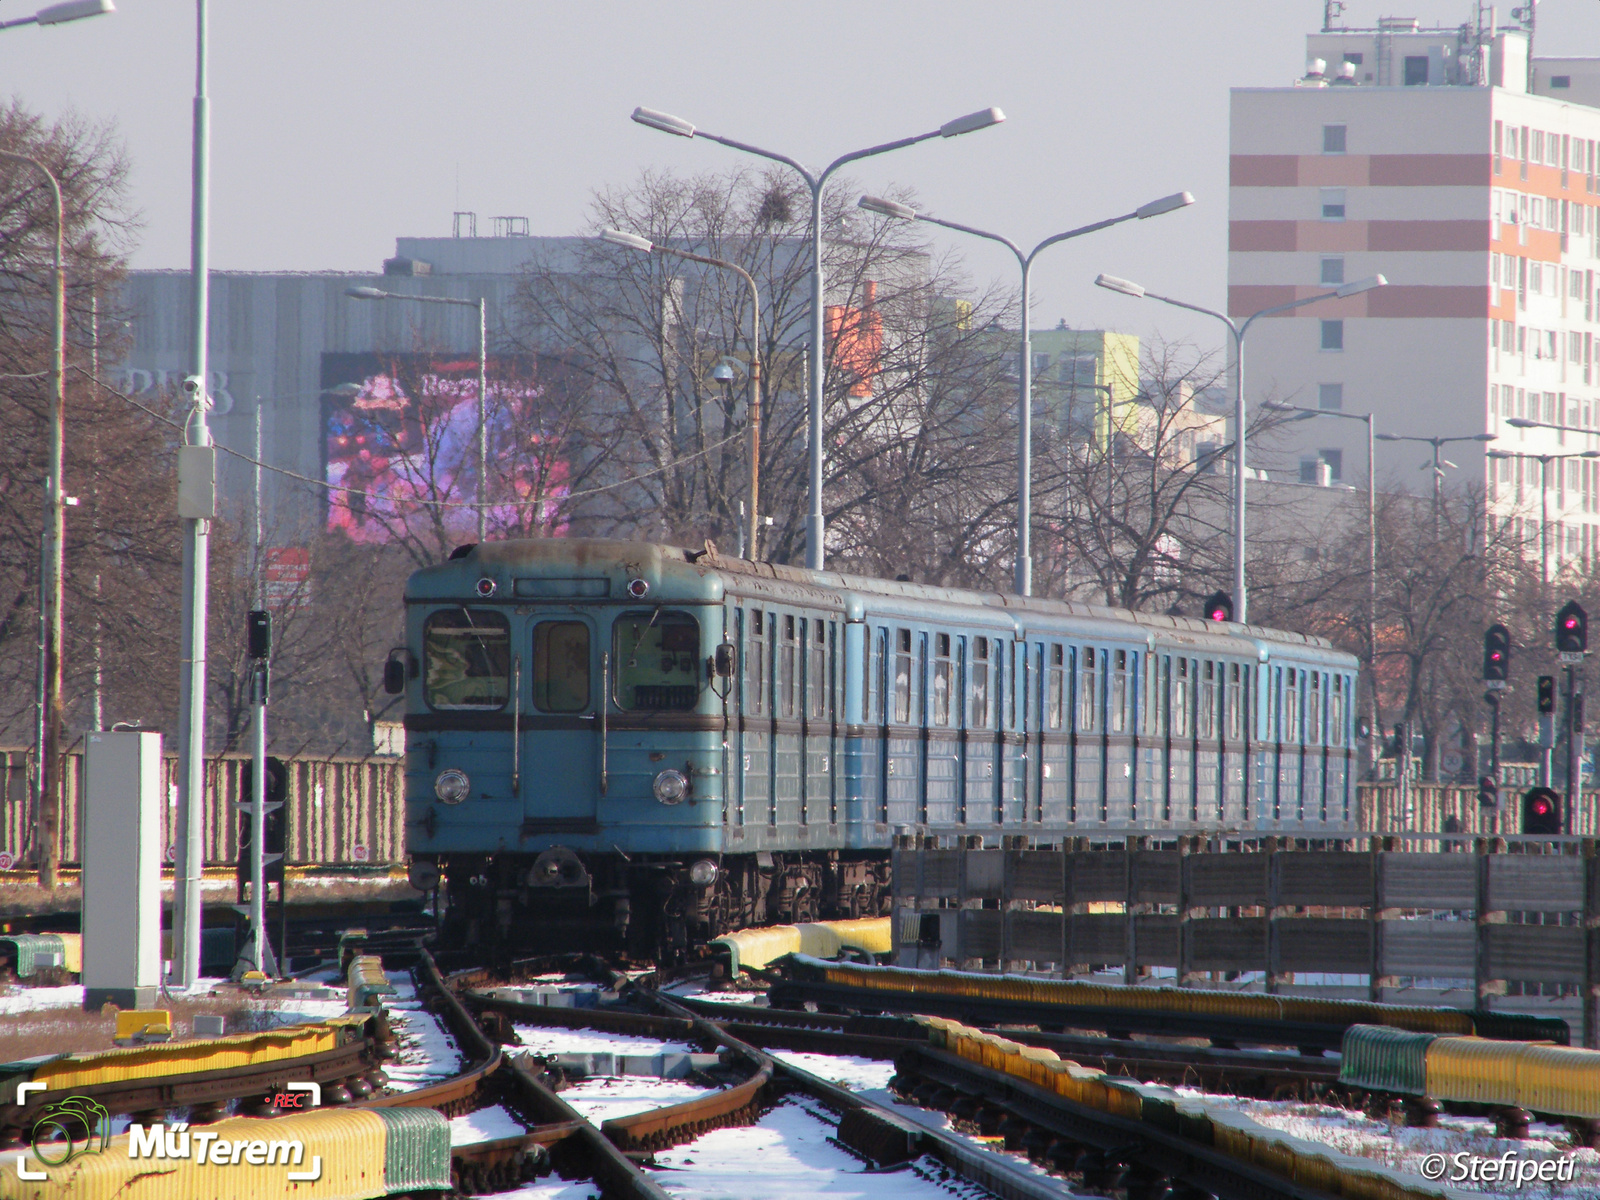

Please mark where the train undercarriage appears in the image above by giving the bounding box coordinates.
[414,849,892,965]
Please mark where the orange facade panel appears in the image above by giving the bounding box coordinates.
[1367,219,1490,252]
[1231,154,1491,188]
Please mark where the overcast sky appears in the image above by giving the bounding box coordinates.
[7,1,1600,353]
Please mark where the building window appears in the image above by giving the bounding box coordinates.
[1403,55,1429,85]
[1319,382,1343,410]
[1321,319,1345,351]
[1320,256,1345,285]
[1553,75,1572,89]
[1322,124,1347,154]
[1300,459,1324,484]
[1343,51,1363,65]
[1320,188,1346,221]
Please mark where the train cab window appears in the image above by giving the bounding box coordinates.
[1077,647,1099,733]
[779,615,798,718]
[932,633,952,726]
[1330,675,1346,746]
[613,611,701,711]
[1225,664,1242,740]
[970,637,990,728]
[1047,645,1066,730]
[531,621,590,712]
[1307,673,1323,745]
[1111,650,1129,734]
[424,609,510,710]
[1172,658,1191,738]
[1282,668,1301,744]
[864,627,882,723]
[805,618,827,720]
[1198,661,1216,740]
[892,628,912,723]
[746,610,767,715]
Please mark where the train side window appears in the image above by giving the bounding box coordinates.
[1330,675,1345,747]
[1198,660,1216,740]
[1172,658,1190,738]
[424,608,510,710]
[971,636,990,729]
[746,610,767,716]
[1046,645,1065,730]
[1225,663,1242,740]
[864,627,882,723]
[1283,668,1300,744]
[779,614,797,718]
[1308,672,1323,745]
[531,621,590,712]
[806,618,827,720]
[1077,647,1098,733]
[893,628,912,723]
[1111,649,1129,734]
[932,632,952,726]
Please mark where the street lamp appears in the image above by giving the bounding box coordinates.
[857,192,1194,596]
[1095,271,1387,624]
[601,228,765,558]
[344,286,489,541]
[0,153,65,888]
[633,105,1005,571]
[0,0,113,30]
[1488,447,1600,591]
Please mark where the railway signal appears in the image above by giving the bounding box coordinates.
[1482,624,1510,683]
[1203,591,1233,622]
[1522,786,1562,835]
[1476,775,1498,808]
[1555,600,1587,656]
[242,610,280,977]
[1538,676,1556,714]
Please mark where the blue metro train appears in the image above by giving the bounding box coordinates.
[391,539,1360,958]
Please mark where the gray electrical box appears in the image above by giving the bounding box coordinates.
[177,444,216,519]
[83,731,163,1010]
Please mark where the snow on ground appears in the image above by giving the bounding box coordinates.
[860,1089,1063,1186]
[489,1180,599,1200]
[512,1024,698,1058]
[664,985,765,1006]
[449,1103,529,1146]
[0,984,84,1014]
[557,1076,720,1123]
[650,1097,995,1200]
[1185,1091,1600,1197]
[383,973,465,1091]
[768,1050,897,1092]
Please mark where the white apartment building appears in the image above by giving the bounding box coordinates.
[1231,9,1600,575]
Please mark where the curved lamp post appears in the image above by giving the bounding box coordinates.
[858,193,1193,596]
[631,105,1005,571]
[1095,271,1387,624]
[601,228,765,558]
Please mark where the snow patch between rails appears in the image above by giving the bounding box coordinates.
[449,1103,529,1146]
[383,974,465,1091]
[556,1076,720,1123]
[511,1025,698,1059]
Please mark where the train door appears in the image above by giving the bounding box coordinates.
[1280,667,1302,824]
[774,612,802,829]
[1074,646,1105,826]
[523,614,598,827]
[1041,643,1069,827]
[1306,670,1327,826]
[1195,659,1220,823]
[925,632,958,825]
[1170,657,1195,823]
[1105,649,1134,825]
[965,636,998,826]
[1137,653,1167,825]
[1221,662,1247,826]
[802,617,831,827]
[1327,674,1349,825]
[886,627,919,828]
[1001,639,1025,826]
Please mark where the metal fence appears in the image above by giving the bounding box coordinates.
[892,834,1600,1045]
[0,748,404,868]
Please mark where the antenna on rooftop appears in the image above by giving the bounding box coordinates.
[1322,0,1346,31]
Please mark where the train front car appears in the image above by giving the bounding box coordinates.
[397,540,732,960]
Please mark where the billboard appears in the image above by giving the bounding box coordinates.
[320,352,572,544]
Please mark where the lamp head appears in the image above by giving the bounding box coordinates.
[1334,273,1387,298]
[631,106,696,137]
[1135,191,1195,219]
[711,362,736,384]
[344,286,388,300]
[1471,433,1496,442]
[1094,273,1146,299]
[857,195,917,221]
[938,107,1005,138]
[1374,433,1402,442]
[600,228,654,253]
[36,0,113,24]
[1506,417,1536,428]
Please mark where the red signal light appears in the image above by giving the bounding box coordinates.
[1534,798,1552,815]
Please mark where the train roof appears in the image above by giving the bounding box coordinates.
[409,538,1347,663]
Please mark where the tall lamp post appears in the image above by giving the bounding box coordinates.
[0,153,65,887]
[345,286,489,542]
[858,194,1193,596]
[1095,271,1387,624]
[1374,431,1496,533]
[631,105,1005,571]
[601,229,765,557]
[1488,447,1600,591]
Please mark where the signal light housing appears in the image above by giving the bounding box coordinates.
[1555,600,1588,654]
[1522,786,1562,835]
[1203,590,1234,623]
[1538,675,1556,715]
[1483,623,1511,682]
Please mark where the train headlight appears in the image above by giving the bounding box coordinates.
[434,768,470,805]
[689,859,718,888]
[652,768,688,805]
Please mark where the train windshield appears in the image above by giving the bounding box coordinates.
[424,608,510,710]
[613,611,701,711]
